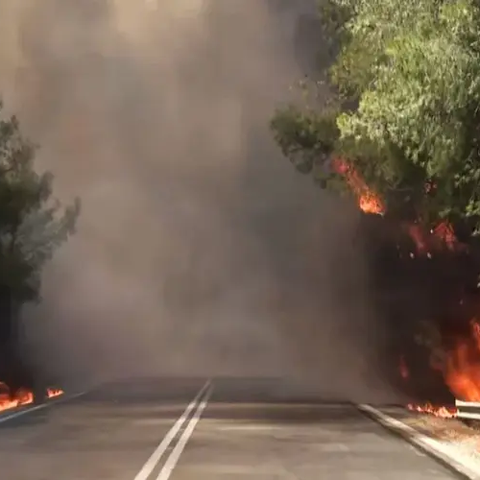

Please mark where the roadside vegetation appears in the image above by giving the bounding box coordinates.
[270,0,480,405]
[273,0,480,233]
[0,102,80,401]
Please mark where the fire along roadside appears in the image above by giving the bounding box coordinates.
[0,389,88,424]
[134,379,213,480]
[358,404,480,480]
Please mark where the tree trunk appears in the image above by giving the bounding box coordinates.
[0,286,38,399]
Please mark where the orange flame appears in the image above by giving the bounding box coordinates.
[407,402,457,418]
[442,320,480,402]
[46,388,64,399]
[332,158,385,215]
[0,386,33,412]
[402,320,480,415]
[332,160,475,411]
[399,357,457,418]
[0,384,64,413]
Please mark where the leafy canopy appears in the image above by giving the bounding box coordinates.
[0,102,80,301]
[271,0,480,231]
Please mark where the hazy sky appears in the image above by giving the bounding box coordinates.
[0,0,395,402]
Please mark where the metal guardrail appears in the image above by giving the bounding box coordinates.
[455,399,480,420]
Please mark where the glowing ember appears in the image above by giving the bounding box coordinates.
[407,402,457,418]
[404,220,466,256]
[432,221,468,252]
[46,388,64,399]
[406,224,428,255]
[399,355,409,380]
[424,181,435,194]
[433,221,461,252]
[399,356,456,418]
[332,158,385,215]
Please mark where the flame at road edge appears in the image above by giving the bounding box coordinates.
[0,384,64,413]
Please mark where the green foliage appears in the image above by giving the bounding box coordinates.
[0,102,80,301]
[270,104,353,193]
[317,0,353,58]
[271,0,480,232]
[270,105,339,171]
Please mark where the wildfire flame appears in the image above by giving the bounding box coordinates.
[334,157,473,414]
[401,319,480,417]
[46,388,64,399]
[401,221,468,417]
[0,385,33,412]
[332,158,385,215]
[443,320,480,402]
[407,402,457,418]
[405,220,465,257]
[0,384,64,413]
[398,357,458,418]
[433,221,463,252]
[331,158,464,254]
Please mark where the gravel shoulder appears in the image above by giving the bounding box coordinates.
[378,405,480,471]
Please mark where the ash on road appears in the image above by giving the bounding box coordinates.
[0,378,459,480]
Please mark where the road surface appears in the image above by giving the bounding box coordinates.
[0,378,460,479]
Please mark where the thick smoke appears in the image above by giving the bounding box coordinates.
[0,0,395,402]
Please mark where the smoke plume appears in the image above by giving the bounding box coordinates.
[0,0,395,402]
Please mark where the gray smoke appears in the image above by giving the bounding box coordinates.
[0,0,395,402]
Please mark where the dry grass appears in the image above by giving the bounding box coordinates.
[381,406,480,463]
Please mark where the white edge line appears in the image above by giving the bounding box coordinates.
[156,385,213,480]
[133,380,211,480]
[357,403,480,480]
[0,390,88,424]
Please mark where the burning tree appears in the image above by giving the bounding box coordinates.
[272,0,480,232]
[0,102,80,402]
[270,0,480,406]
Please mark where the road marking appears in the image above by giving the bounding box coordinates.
[358,404,480,480]
[0,390,88,424]
[217,424,285,431]
[134,380,211,480]
[156,384,213,480]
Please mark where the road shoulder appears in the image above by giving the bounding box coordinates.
[0,390,87,424]
[359,404,480,480]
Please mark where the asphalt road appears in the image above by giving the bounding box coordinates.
[0,378,460,480]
